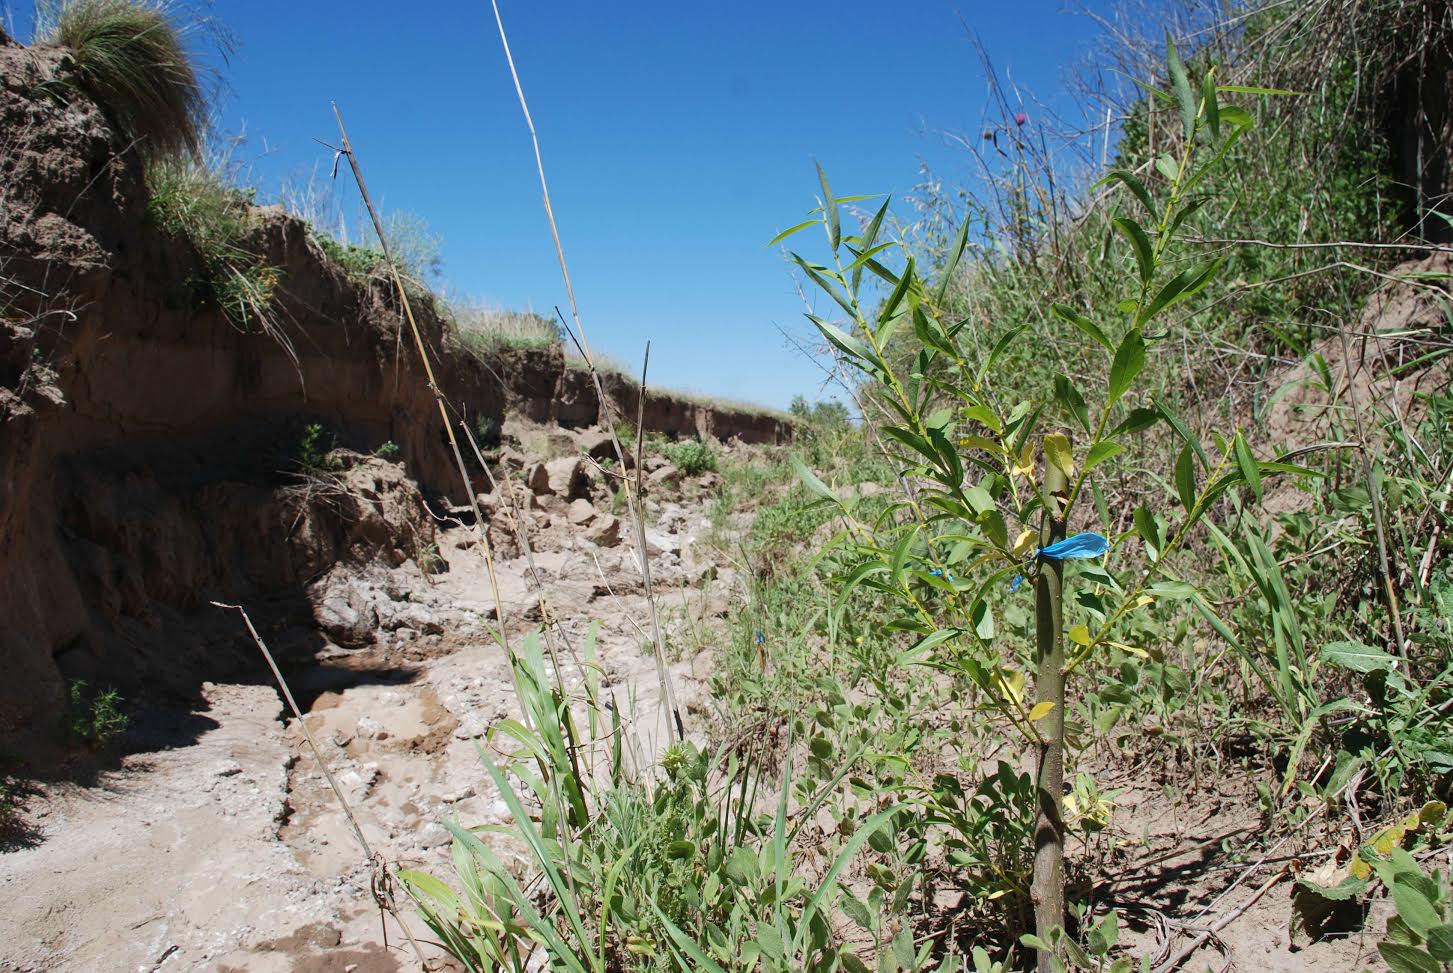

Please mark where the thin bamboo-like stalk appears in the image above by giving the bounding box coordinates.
[488,0,682,745]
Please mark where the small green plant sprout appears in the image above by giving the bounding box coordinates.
[65,680,128,749]
[779,37,1302,968]
[373,439,400,460]
[296,422,338,473]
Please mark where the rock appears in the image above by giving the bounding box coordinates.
[310,574,378,648]
[579,427,616,462]
[544,456,589,499]
[647,464,682,488]
[567,498,597,526]
[526,463,552,495]
[644,455,669,473]
[587,514,623,548]
[698,471,723,490]
[210,759,243,778]
[645,528,681,557]
[356,717,388,741]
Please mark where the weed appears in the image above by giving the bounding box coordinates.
[373,440,400,460]
[296,423,338,473]
[65,680,128,749]
[664,438,718,475]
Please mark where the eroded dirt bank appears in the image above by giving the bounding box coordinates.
[0,34,789,738]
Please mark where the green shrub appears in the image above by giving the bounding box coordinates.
[65,680,128,749]
[37,0,207,162]
[296,423,339,473]
[664,438,717,475]
[444,296,562,355]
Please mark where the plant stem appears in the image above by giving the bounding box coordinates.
[1032,442,1069,972]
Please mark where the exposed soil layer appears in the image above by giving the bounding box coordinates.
[0,35,789,736]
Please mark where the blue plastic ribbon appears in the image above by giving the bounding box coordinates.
[1011,532,1108,591]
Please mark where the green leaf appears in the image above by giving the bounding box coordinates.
[790,455,840,505]
[1174,442,1196,513]
[1111,407,1161,438]
[1380,943,1440,973]
[1426,925,1453,962]
[768,218,818,247]
[1053,374,1090,433]
[1166,33,1196,139]
[816,161,840,251]
[1202,70,1220,141]
[1134,505,1162,560]
[1320,641,1397,674]
[1108,330,1146,406]
[1138,258,1223,326]
[1113,216,1156,286]
[1233,431,1262,502]
[807,314,873,365]
[1217,84,1300,96]
[1094,169,1158,221]
[1394,875,1443,934]
[1050,303,1115,353]
[1086,440,1124,471]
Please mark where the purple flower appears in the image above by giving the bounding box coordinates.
[1014,112,1027,126]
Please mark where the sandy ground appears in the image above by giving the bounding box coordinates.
[0,490,731,972]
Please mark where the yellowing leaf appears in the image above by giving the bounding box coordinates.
[1012,441,1037,481]
[1001,669,1026,705]
[1044,433,1075,480]
[1069,624,1091,646]
[1029,701,1056,722]
[1012,529,1037,558]
[1108,640,1148,658]
[959,435,1002,455]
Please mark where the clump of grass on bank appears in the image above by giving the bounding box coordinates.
[146,156,290,354]
[36,0,211,162]
[444,296,562,355]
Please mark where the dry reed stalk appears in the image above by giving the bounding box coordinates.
[489,0,682,745]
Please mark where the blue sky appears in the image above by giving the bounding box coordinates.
[10,1,1117,409]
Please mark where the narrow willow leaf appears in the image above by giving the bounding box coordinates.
[982,324,1029,380]
[1029,701,1055,721]
[768,218,819,247]
[1154,153,1180,183]
[1055,374,1091,433]
[1202,70,1220,141]
[1174,442,1196,512]
[1154,399,1208,467]
[1108,330,1146,406]
[1051,303,1114,353]
[853,198,892,290]
[1086,440,1124,471]
[1234,431,1262,502]
[936,218,971,307]
[790,455,840,505]
[1216,84,1301,96]
[1113,216,1155,286]
[1111,407,1160,438]
[1093,169,1158,221]
[1134,505,1162,560]
[1166,33,1196,139]
[816,161,840,251]
[807,314,873,364]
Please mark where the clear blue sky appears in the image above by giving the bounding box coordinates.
[9,1,1118,409]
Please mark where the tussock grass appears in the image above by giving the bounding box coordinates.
[444,296,562,354]
[37,0,209,162]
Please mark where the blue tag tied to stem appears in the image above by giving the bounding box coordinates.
[1011,532,1109,592]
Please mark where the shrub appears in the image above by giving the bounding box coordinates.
[37,0,207,161]
[664,437,717,475]
[65,680,128,748]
